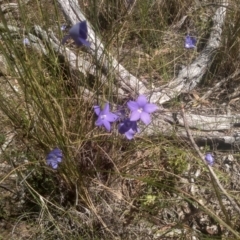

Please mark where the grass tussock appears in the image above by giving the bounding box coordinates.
[0,0,240,239]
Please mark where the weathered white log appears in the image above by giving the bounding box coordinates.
[2,0,237,147]
[57,0,148,95]
[58,0,239,144]
[33,25,124,94]
[0,23,90,77]
[149,2,228,104]
[34,25,92,77]
[60,0,237,141]
[176,113,240,131]
[153,110,240,131]
[142,112,240,147]
[57,0,228,104]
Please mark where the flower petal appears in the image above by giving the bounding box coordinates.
[69,22,81,38]
[23,38,30,46]
[127,101,139,111]
[140,112,151,125]
[185,35,196,49]
[95,117,103,126]
[56,157,62,163]
[136,95,147,107]
[130,110,141,121]
[205,153,214,166]
[79,21,88,39]
[130,121,138,132]
[125,129,135,140]
[102,103,110,114]
[143,103,158,113]
[118,122,127,134]
[63,21,90,47]
[50,161,59,169]
[78,38,91,47]
[61,25,67,31]
[105,112,118,122]
[102,120,111,132]
[94,105,101,116]
[68,22,90,47]
[118,119,131,134]
[46,148,63,169]
[47,148,62,158]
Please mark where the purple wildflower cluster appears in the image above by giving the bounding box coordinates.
[46,96,157,169]
[94,95,158,140]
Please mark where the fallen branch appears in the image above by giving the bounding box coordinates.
[142,110,240,148]
[149,2,228,104]
[57,0,149,95]
[34,26,125,95]
[56,0,237,145]
[1,0,237,148]
[57,0,228,105]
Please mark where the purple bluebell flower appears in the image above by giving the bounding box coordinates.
[119,118,139,140]
[60,25,67,31]
[127,95,158,125]
[205,153,214,166]
[62,20,90,47]
[94,103,118,132]
[23,38,30,46]
[46,148,63,169]
[185,35,196,49]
